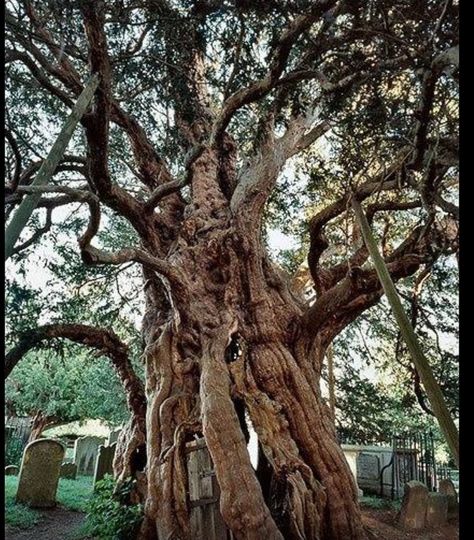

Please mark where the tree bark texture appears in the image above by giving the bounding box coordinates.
[124,150,365,540]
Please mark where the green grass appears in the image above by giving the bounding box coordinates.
[5,474,94,530]
[5,476,41,529]
[360,494,402,511]
[57,476,94,512]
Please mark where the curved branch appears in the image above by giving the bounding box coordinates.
[14,185,185,293]
[212,0,338,142]
[5,48,75,107]
[5,323,146,420]
[304,214,458,337]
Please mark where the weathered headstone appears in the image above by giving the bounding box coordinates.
[438,478,458,518]
[5,465,19,476]
[398,481,429,530]
[425,492,448,527]
[93,443,116,486]
[60,462,77,480]
[73,436,105,475]
[16,438,65,508]
[357,453,380,480]
[108,428,122,446]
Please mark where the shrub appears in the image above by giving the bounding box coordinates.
[81,475,143,539]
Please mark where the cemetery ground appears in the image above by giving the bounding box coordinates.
[4,476,459,540]
[360,496,459,540]
[5,474,92,539]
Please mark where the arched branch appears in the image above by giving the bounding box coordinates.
[5,323,146,421]
[13,185,187,298]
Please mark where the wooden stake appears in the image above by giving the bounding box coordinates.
[351,197,459,467]
[5,74,99,260]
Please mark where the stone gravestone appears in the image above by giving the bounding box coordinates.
[357,453,380,480]
[356,452,381,494]
[398,481,429,530]
[93,443,116,487]
[439,478,458,518]
[5,465,19,476]
[60,462,77,480]
[108,428,122,446]
[74,436,105,476]
[16,439,65,508]
[425,492,448,527]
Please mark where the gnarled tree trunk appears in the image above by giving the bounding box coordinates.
[109,149,365,540]
[5,2,458,539]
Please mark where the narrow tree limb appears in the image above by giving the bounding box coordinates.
[212,0,338,141]
[351,197,459,467]
[10,208,53,255]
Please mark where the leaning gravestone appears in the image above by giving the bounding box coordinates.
[425,492,448,527]
[439,478,458,518]
[16,439,65,508]
[5,465,19,476]
[398,481,429,530]
[73,436,105,475]
[93,443,116,487]
[60,462,78,480]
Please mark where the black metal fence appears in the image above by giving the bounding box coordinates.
[390,431,437,498]
[339,430,459,499]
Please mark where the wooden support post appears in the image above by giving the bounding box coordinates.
[5,74,99,260]
[351,197,459,468]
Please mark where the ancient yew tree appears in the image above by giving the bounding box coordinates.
[5,1,458,539]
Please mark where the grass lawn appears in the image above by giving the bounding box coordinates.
[5,474,94,529]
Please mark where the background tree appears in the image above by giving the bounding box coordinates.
[5,1,458,539]
[5,347,133,440]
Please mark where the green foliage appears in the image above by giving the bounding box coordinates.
[57,476,94,513]
[5,476,41,529]
[5,348,131,426]
[5,435,24,467]
[82,475,143,540]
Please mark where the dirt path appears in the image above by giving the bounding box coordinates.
[4,506,458,539]
[5,508,87,540]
